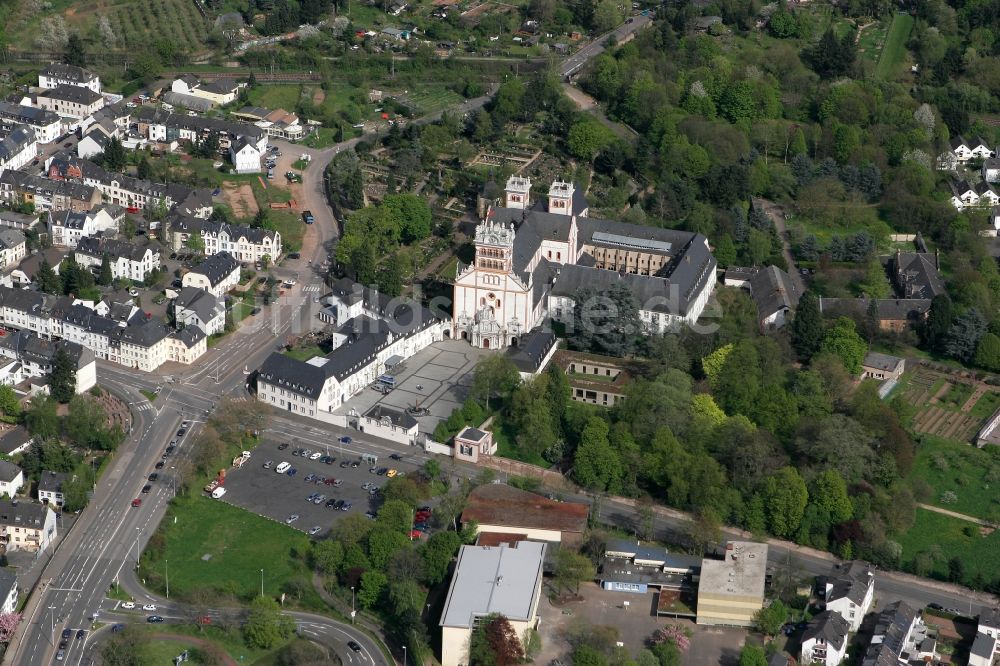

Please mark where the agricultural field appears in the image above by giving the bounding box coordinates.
[875,12,914,79]
[893,367,998,444]
[910,435,1000,522]
[396,87,466,115]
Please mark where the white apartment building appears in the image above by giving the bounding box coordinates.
[51,207,119,248]
[36,85,104,120]
[201,222,281,264]
[182,252,240,299]
[0,126,37,175]
[0,102,63,144]
[75,237,160,283]
[38,63,101,94]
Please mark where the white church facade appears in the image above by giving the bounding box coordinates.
[452,177,717,348]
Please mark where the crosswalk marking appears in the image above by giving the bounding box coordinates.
[302,284,323,293]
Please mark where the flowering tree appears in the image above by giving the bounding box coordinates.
[651,625,690,652]
[0,613,22,642]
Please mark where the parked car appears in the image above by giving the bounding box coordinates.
[308,526,322,535]
[263,460,273,469]
[309,451,322,460]
[155,461,164,469]
[148,473,158,482]
[326,499,338,508]
[142,604,157,611]
[313,494,326,504]
[278,442,289,450]
[389,454,402,461]
[285,514,299,524]
[287,468,297,476]
[121,602,136,610]
[341,501,352,511]
[302,211,315,225]
[304,474,316,483]
[386,469,398,478]
[146,616,164,623]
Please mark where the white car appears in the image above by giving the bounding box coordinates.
[120,602,135,610]
[142,604,156,611]
[309,451,322,460]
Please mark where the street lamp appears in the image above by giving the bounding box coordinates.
[48,605,56,645]
[403,645,407,666]
[350,586,355,624]
[165,559,169,599]
[260,568,264,598]
[135,527,141,568]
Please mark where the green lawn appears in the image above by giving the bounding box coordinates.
[856,20,889,63]
[909,435,1000,521]
[266,210,305,253]
[971,391,1000,420]
[284,345,325,362]
[875,13,914,79]
[140,493,321,605]
[302,128,341,149]
[141,638,200,664]
[896,508,1000,580]
[247,85,304,112]
[400,88,465,115]
[135,625,281,664]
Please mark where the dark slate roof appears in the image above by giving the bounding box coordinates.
[0,427,31,456]
[258,352,328,399]
[174,287,219,323]
[118,321,170,347]
[0,331,89,368]
[133,106,265,142]
[0,460,22,483]
[363,404,417,430]
[188,251,238,286]
[172,326,206,348]
[870,600,917,656]
[748,265,800,322]
[606,538,669,562]
[980,607,1000,630]
[0,125,35,163]
[949,135,968,151]
[860,643,899,666]
[457,427,488,442]
[0,170,97,204]
[950,179,974,196]
[37,470,68,494]
[80,128,110,150]
[819,297,931,322]
[893,252,945,299]
[863,352,903,372]
[175,189,213,217]
[0,229,25,251]
[0,498,50,526]
[508,329,556,373]
[802,611,850,652]
[329,277,391,310]
[972,633,996,659]
[56,210,88,230]
[41,63,98,84]
[0,101,60,126]
[200,78,238,95]
[826,561,874,606]
[41,84,103,106]
[167,212,205,235]
[76,237,152,263]
[13,247,66,277]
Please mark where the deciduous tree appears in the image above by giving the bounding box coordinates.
[243,596,294,649]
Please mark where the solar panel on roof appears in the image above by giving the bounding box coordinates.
[591,231,672,252]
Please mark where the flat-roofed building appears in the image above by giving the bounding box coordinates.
[440,541,545,666]
[696,541,768,627]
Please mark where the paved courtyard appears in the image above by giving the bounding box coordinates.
[334,340,491,432]
[535,583,747,665]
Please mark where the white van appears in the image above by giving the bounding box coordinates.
[275,461,290,474]
[211,486,226,499]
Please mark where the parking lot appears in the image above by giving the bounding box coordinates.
[218,439,426,537]
[335,340,490,431]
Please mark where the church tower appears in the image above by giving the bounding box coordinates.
[504,175,531,209]
[548,180,574,216]
[474,216,515,273]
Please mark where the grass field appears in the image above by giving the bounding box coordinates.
[135,625,281,664]
[108,0,211,53]
[265,210,304,253]
[247,85,306,112]
[284,344,325,361]
[875,13,914,79]
[896,508,1000,580]
[140,493,321,605]
[398,88,465,115]
[910,435,1000,521]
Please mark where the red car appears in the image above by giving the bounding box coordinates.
[126,206,140,214]
[409,530,423,539]
[131,498,141,507]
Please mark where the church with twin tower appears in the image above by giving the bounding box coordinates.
[451,176,718,349]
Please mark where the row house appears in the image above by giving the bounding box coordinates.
[0,102,62,144]
[173,287,225,336]
[201,222,281,263]
[74,237,161,282]
[51,206,119,247]
[133,107,268,154]
[0,229,26,271]
[949,179,1000,211]
[0,125,37,174]
[0,330,97,394]
[182,251,240,299]
[0,170,101,213]
[0,499,57,553]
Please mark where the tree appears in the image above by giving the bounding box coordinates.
[383,194,433,244]
[97,252,113,286]
[945,308,987,363]
[573,417,622,492]
[819,317,867,375]
[243,596,295,649]
[859,258,890,298]
[422,530,460,585]
[922,294,952,352]
[136,154,152,181]
[0,386,20,422]
[185,232,205,253]
[313,540,344,576]
[100,626,147,666]
[24,395,59,439]
[685,507,722,554]
[64,33,86,67]
[738,645,768,666]
[570,283,641,357]
[50,348,78,403]
[976,333,1000,372]
[36,259,60,294]
[367,527,409,569]
[553,550,596,595]
[808,470,853,523]
[0,612,21,643]
[761,467,808,537]
[100,137,128,172]
[470,614,525,666]
[567,120,614,162]
[357,570,387,610]
[753,600,788,637]
[471,356,520,410]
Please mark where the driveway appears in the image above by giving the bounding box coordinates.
[758,198,805,294]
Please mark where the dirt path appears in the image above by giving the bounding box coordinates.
[918,503,993,527]
[312,88,326,106]
[758,198,805,293]
[222,182,258,218]
[961,384,990,412]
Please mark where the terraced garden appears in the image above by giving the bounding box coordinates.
[894,367,998,444]
[107,0,211,54]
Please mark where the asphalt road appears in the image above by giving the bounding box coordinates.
[560,15,653,78]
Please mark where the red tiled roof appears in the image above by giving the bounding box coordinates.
[476,532,528,547]
[462,484,589,534]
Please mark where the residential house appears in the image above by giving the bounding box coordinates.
[170,76,242,106]
[0,102,63,144]
[0,331,96,394]
[51,206,119,247]
[860,352,905,382]
[969,137,994,160]
[978,607,1000,639]
[165,212,205,251]
[440,541,545,666]
[36,85,104,120]
[37,470,68,507]
[819,297,932,332]
[950,180,979,210]
[859,601,931,666]
[0,170,100,213]
[0,499,57,553]
[0,125,37,174]
[76,128,112,160]
[824,561,875,633]
[461,484,589,544]
[0,569,16,614]
[258,108,304,141]
[553,349,632,407]
[800,611,850,666]
[229,137,261,174]
[182,251,239,298]
[0,461,23,498]
[451,426,496,463]
[47,154,196,213]
[173,286,225,336]
[0,229,26,271]
[507,329,559,380]
[983,158,1000,184]
[745,264,801,330]
[38,63,101,94]
[0,427,32,457]
[0,211,40,232]
[696,541,768,627]
[256,296,445,421]
[74,237,161,282]
[890,250,945,300]
[133,107,267,154]
[970,634,997,666]
[950,136,974,162]
[722,265,758,287]
[201,222,280,264]
[10,247,67,287]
